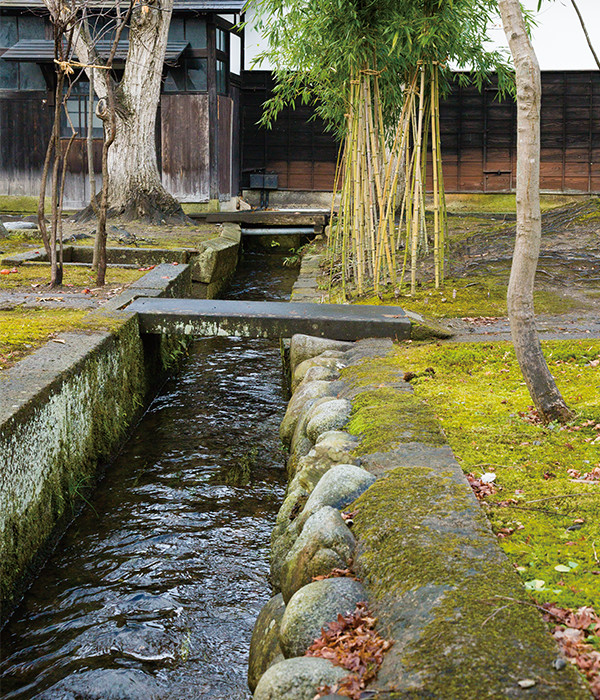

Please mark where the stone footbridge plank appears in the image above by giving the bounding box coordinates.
[127,299,412,341]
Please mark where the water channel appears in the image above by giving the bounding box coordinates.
[0,250,298,699]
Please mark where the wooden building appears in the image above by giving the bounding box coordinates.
[1,2,598,206]
[240,70,600,195]
[0,0,245,208]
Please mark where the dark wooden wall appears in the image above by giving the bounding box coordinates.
[0,92,52,198]
[161,93,211,202]
[240,70,340,191]
[439,71,599,193]
[241,70,600,194]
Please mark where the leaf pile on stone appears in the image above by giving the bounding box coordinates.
[466,473,498,500]
[312,567,358,582]
[542,604,600,699]
[307,601,392,699]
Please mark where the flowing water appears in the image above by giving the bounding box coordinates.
[0,251,298,700]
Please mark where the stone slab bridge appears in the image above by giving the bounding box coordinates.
[127,298,413,341]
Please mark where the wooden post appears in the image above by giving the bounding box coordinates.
[207,16,219,202]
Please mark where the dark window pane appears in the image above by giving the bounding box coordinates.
[186,19,206,49]
[0,16,17,47]
[18,15,46,40]
[63,97,83,136]
[61,93,103,137]
[68,79,91,95]
[168,17,185,42]
[19,62,45,90]
[92,108,103,138]
[0,59,18,89]
[163,66,187,92]
[186,58,207,91]
[216,58,226,94]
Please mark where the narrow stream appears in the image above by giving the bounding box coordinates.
[0,251,298,699]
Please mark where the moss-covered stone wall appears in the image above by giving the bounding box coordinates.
[0,265,195,618]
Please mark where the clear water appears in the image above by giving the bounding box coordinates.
[0,251,298,700]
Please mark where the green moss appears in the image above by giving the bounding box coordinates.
[0,309,89,370]
[330,275,578,318]
[182,200,220,214]
[1,318,147,606]
[347,388,446,452]
[350,465,587,697]
[443,193,585,215]
[375,339,600,610]
[0,196,48,214]
[0,264,146,289]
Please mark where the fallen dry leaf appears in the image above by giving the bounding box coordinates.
[542,604,600,699]
[309,602,392,700]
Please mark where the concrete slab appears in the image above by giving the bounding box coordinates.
[126,298,412,341]
[190,211,327,228]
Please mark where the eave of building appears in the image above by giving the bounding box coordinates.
[0,1,246,11]
[2,38,190,63]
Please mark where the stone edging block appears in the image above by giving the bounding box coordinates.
[248,333,588,698]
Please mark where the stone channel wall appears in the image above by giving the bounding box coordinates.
[0,262,195,617]
[247,253,588,698]
[0,225,242,616]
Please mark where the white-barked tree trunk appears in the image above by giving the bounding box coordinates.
[46,0,185,222]
[498,0,572,423]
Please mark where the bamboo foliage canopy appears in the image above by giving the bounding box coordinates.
[255,0,515,136]
[254,0,517,294]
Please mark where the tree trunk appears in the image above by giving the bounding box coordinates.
[103,1,184,222]
[498,0,573,423]
[48,0,186,223]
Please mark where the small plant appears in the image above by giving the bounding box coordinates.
[224,446,259,486]
[67,472,98,515]
[283,242,314,268]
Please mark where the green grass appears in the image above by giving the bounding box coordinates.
[388,338,600,610]
[0,264,145,289]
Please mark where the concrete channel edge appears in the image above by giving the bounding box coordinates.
[245,251,590,698]
[0,222,242,618]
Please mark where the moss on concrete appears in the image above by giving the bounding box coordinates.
[0,317,148,608]
[349,450,587,697]
[0,264,145,289]
[182,199,220,214]
[347,388,446,453]
[380,339,600,611]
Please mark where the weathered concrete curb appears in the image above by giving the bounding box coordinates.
[0,263,192,618]
[2,223,242,301]
[191,223,241,299]
[290,243,453,339]
[248,332,588,698]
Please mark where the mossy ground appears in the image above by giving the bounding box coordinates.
[0,264,145,290]
[0,308,89,370]
[443,192,584,214]
[324,196,599,316]
[331,275,577,318]
[373,339,600,611]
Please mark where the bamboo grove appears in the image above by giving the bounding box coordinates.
[255,0,515,296]
[330,62,447,297]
